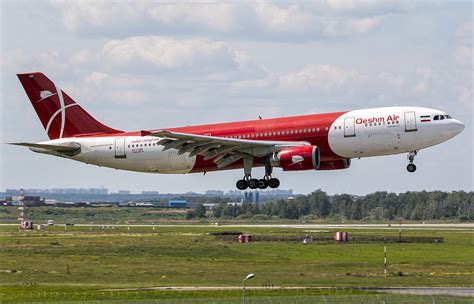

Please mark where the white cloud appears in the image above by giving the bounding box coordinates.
[84,72,108,85]
[102,36,238,72]
[149,3,237,32]
[253,3,313,33]
[233,64,359,94]
[51,2,408,40]
[279,64,359,90]
[454,21,473,66]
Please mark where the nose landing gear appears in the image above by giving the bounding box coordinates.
[406,150,418,173]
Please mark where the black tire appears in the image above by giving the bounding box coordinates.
[248,179,259,189]
[236,179,248,190]
[268,178,280,188]
[258,179,268,189]
[407,163,417,173]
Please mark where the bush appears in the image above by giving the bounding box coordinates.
[236,213,253,219]
[252,214,270,221]
[185,210,196,220]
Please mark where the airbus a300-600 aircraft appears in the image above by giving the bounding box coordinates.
[12,72,464,190]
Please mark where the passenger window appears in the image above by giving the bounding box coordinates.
[317,128,320,132]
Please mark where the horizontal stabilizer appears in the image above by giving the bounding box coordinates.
[8,142,81,152]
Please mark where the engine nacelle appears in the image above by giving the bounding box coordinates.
[271,146,320,171]
[317,159,351,170]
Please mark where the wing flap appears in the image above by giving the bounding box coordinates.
[141,129,310,168]
[144,130,310,147]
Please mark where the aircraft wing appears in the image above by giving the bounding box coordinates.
[141,130,310,168]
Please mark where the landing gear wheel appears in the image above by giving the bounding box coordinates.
[407,163,417,173]
[268,178,280,189]
[236,179,248,190]
[248,179,259,189]
[258,179,268,189]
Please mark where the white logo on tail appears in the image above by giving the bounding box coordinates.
[40,90,53,99]
[41,87,78,138]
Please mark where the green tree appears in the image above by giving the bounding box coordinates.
[195,203,207,218]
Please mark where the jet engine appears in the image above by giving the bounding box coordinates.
[271,146,320,171]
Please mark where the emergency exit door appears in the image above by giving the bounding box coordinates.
[114,137,126,159]
[404,112,417,132]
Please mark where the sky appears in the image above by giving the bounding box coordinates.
[0,1,472,195]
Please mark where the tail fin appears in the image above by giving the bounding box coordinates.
[17,72,122,139]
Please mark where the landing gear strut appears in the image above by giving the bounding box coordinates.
[407,150,418,173]
[235,157,280,190]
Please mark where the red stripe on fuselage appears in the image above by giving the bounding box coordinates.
[75,111,348,173]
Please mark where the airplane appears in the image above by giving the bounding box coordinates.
[11,72,465,190]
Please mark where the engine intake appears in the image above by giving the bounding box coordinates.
[271,146,320,171]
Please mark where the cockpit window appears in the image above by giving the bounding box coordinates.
[434,115,439,120]
[445,114,452,119]
[440,115,445,120]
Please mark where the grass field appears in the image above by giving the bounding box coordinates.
[0,224,472,302]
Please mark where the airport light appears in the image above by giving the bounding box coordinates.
[242,273,255,304]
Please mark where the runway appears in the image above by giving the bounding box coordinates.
[1,223,473,230]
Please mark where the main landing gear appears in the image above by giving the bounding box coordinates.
[235,157,280,190]
[406,150,418,173]
[236,175,280,190]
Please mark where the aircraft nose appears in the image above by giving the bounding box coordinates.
[446,119,465,138]
[453,119,465,135]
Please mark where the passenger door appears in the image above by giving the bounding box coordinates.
[344,117,356,137]
[404,112,417,132]
[114,137,126,159]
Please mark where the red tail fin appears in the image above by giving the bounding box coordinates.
[17,72,122,139]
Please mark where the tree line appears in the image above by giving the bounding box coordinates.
[187,190,473,221]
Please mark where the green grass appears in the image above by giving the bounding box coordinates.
[0,225,472,302]
[1,287,472,303]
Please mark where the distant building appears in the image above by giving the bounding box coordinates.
[228,202,243,207]
[203,203,217,210]
[168,200,188,208]
[205,190,224,196]
[142,191,159,195]
[4,196,43,207]
[226,190,243,197]
[117,190,131,195]
[6,188,108,195]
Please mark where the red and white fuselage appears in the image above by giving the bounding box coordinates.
[13,73,464,189]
